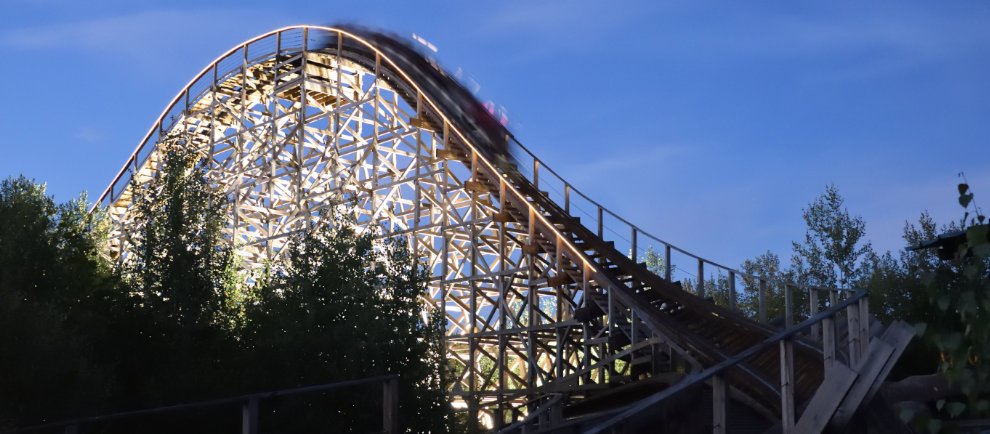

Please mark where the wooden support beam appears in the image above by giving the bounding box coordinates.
[784,283,793,328]
[847,302,861,366]
[697,259,705,298]
[712,375,728,434]
[793,363,857,434]
[780,340,795,433]
[822,316,835,380]
[810,289,820,341]
[759,278,768,323]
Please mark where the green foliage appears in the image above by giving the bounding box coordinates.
[791,184,873,289]
[115,141,242,412]
[1,138,452,432]
[643,246,665,276]
[738,250,785,319]
[737,186,871,325]
[129,141,239,329]
[910,183,990,426]
[0,176,120,427]
[242,217,451,432]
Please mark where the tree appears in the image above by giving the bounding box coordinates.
[643,246,665,277]
[128,141,238,329]
[791,184,873,289]
[242,214,452,432]
[738,250,785,320]
[119,140,242,412]
[0,177,120,428]
[903,182,990,430]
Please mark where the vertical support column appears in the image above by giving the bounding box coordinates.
[847,300,861,366]
[496,177,508,429]
[822,315,835,380]
[371,50,381,229]
[758,278,768,323]
[383,377,399,434]
[297,30,311,230]
[440,120,453,395]
[582,263,592,378]
[564,184,570,214]
[783,283,793,328]
[412,92,422,263]
[779,340,795,433]
[728,271,736,310]
[242,399,259,434]
[526,206,538,392]
[264,34,278,261]
[809,289,820,341]
[533,159,540,189]
[859,297,870,358]
[468,151,479,415]
[64,425,79,434]
[631,228,638,263]
[664,244,672,282]
[596,207,603,240]
[697,259,705,298]
[712,375,728,434]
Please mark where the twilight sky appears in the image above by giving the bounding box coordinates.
[1,0,988,270]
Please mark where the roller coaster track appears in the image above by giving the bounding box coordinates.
[95,25,911,433]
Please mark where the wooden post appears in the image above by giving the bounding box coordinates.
[697,259,705,298]
[728,271,736,310]
[564,184,570,213]
[533,159,539,189]
[758,278,767,323]
[597,207,603,240]
[713,375,728,434]
[783,283,793,328]
[780,340,795,433]
[664,244,672,282]
[822,316,835,380]
[809,289,820,341]
[383,377,400,434]
[859,297,870,358]
[242,399,259,434]
[64,425,79,434]
[631,228,638,263]
[847,302,861,366]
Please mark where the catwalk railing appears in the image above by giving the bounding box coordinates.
[502,290,871,434]
[92,26,853,327]
[0,376,399,434]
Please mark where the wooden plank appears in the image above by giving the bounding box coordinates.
[792,363,857,434]
[862,321,915,405]
[781,340,796,433]
[832,338,895,427]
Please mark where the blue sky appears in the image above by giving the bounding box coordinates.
[1,0,988,269]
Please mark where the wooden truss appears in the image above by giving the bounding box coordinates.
[98,27,646,425]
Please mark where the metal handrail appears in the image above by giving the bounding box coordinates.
[0,375,400,434]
